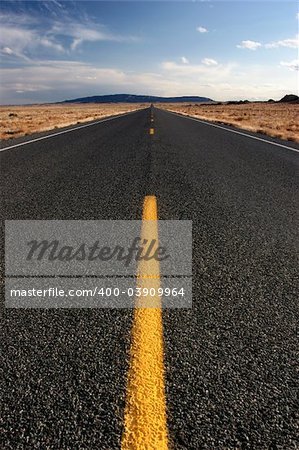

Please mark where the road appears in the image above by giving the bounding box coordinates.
[1,107,298,449]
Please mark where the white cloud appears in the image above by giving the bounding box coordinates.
[181,56,189,64]
[0,12,38,26]
[201,58,218,66]
[1,47,14,55]
[40,38,64,53]
[265,35,299,49]
[162,60,230,76]
[237,35,299,51]
[280,59,299,71]
[0,12,138,59]
[0,61,126,94]
[0,23,65,59]
[0,58,297,104]
[51,23,138,51]
[296,12,299,20]
[196,26,208,33]
[0,26,35,54]
[0,60,182,103]
[158,60,297,101]
[237,40,262,50]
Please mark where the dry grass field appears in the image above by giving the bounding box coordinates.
[159,102,299,143]
[0,103,146,140]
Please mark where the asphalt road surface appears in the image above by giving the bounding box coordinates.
[1,107,298,449]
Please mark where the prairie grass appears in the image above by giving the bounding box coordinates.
[0,103,146,140]
[159,102,299,143]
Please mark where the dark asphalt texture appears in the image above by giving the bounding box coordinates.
[1,107,298,449]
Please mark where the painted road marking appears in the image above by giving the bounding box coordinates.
[150,128,155,135]
[164,109,299,154]
[0,109,147,153]
[122,196,168,450]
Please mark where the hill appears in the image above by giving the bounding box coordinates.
[278,94,299,104]
[62,94,213,104]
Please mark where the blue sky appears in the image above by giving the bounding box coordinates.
[0,1,298,104]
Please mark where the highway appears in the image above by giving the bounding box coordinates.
[1,107,298,449]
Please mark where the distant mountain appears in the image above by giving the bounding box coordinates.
[278,94,299,103]
[62,94,213,104]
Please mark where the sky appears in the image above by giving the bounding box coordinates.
[0,1,298,104]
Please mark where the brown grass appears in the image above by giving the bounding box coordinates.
[158,102,299,143]
[0,103,146,140]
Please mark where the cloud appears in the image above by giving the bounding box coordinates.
[161,60,233,78]
[237,35,299,51]
[0,12,38,26]
[0,12,139,59]
[201,58,218,66]
[237,40,262,50]
[50,22,139,51]
[0,60,126,94]
[0,23,65,59]
[297,12,299,20]
[158,59,297,101]
[0,57,230,103]
[0,46,31,61]
[181,56,189,64]
[40,38,64,53]
[0,25,35,55]
[0,60,182,103]
[0,58,297,104]
[1,47,14,55]
[265,35,299,49]
[280,59,299,71]
[196,26,208,33]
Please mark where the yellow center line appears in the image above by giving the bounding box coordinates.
[121,195,168,450]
